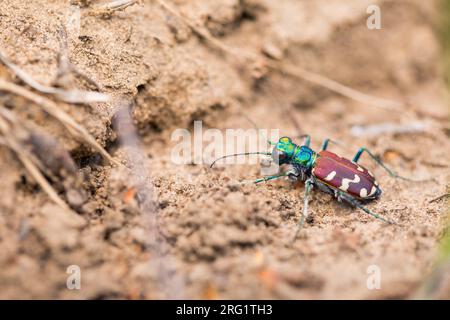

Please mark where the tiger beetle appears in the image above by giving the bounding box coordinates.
[210,134,421,240]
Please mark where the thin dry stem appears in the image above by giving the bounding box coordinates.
[92,0,139,14]
[0,112,70,211]
[268,61,403,111]
[350,121,428,137]
[0,78,119,166]
[0,50,109,104]
[55,26,102,91]
[429,193,450,204]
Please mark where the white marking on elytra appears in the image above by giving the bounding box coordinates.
[369,185,377,196]
[339,174,361,192]
[374,180,379,186]
[357,166,364,172]
[325,171,337,181]
[368,170,374,177]
[360,188,368,198]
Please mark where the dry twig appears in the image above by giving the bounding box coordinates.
[0,79,119,166]
[91,0,139,15]
[0,108,70,211]
[0,50,109,104]
[429,193,450,204]
[55,26,102,91]
[350,121,429,137]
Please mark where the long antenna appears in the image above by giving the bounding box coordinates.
[210,152,272,168]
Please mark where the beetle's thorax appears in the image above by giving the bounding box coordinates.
[291,145,317,169]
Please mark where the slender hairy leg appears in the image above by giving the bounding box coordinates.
[320,138,346,151]
[339,191,398,225]
[293,178,313,241]
[253,172,288,184]
[352,147,425,182]
[296,134,311,147]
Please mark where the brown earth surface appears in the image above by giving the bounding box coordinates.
[0,0,449,299]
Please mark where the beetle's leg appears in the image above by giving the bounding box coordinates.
[252,172,289,184]
[320,138,346,151]
[352,147,425,182]
[293,178,313,241]
[321,138,331,151]
[339,192,399,225]
[295,134,311,147]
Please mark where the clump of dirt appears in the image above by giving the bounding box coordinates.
[0,0,449,299]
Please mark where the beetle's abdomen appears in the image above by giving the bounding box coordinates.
[312,151,380,200]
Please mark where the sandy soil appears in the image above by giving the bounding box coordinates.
[0,0,449,299]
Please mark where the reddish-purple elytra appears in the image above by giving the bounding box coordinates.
[312,150,381,200]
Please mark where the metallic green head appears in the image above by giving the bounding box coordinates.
[271,137,297,165]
